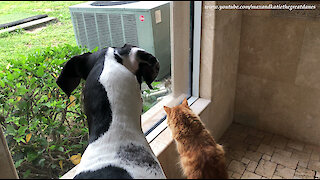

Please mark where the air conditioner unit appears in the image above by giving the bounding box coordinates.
[69,1,171,80]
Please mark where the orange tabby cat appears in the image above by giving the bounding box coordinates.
[164,98,228,179]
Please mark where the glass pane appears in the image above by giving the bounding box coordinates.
[138,1,173,134]
[137,2,172,114]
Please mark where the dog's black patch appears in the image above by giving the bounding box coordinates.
[136,50,158,66]
[116,143,161,175]
[135,50,159,89]
[114,53,123,64]
[82,49,112,143]
[74,165,133,179]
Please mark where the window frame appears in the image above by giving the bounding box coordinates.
[143,1,202,143]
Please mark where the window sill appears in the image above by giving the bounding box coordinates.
[148,97,210,156]
[60,97,210,179]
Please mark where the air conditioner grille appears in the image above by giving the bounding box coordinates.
[72,12,139,49]
[74,12,88,46]
[109,14,124,47]
[83,13,99,50]
[96,13,111,48]
[123,14,138,46]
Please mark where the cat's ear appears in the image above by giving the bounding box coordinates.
[163,106,171,114]
[182,98,189,107]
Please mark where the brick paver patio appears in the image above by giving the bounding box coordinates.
[219,123,320,179]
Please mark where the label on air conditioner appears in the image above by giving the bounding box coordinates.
[139,15,145,22]
[155,10,161,24]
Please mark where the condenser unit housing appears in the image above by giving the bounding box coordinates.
[69,1,171,80]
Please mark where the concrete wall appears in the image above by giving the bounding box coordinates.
[199,1,243,140]
[234,1,320,146]
[154,1,243,178]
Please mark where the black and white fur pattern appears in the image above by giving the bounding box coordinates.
[56,44,165,179]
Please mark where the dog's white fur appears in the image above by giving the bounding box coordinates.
[74,48,165,178]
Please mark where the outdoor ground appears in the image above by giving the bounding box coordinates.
[0,1,85,66]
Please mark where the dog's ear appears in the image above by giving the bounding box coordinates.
[116,43,133,56]
[135,50,160,89]
[56,52,97,97]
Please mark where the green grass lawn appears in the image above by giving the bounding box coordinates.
[0,1,85,66]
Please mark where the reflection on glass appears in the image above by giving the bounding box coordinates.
[142,76,172,113]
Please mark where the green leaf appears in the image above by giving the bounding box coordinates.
[57,146,64,152]
[36,67,45,76]
[71,144,82,149]
[7,74,14,81]
[49,145,56,150]
[39,138,48,147]
[18,126,28,136]
[56,126,66,134]
[6,80,14,88]
[151,81,161,86]
[0,80,5,88]
[14,136,26,143]
[19,118,28,125]
[27,151,38,162]
[38,158,45,168]
[80,141,88,145]
[6,125,16,136]
[14,159,24,168]
[12,71,20,79]
[91,46,99,53]
[23,169,31,178]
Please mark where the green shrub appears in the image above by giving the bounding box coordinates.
[0,44,162,178]
[0,44,92,178]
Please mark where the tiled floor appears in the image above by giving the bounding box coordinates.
[218,123,320,179]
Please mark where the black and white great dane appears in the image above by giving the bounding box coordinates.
[56,44,166,179]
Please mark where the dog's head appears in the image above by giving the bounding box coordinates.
[114,44,160,90]
[56,44,160,97]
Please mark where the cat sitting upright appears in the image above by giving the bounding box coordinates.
[163,98,228,179]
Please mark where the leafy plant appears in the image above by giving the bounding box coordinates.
[0,44,92,178]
